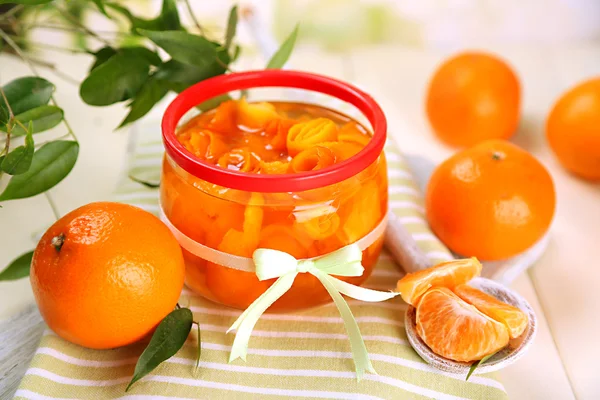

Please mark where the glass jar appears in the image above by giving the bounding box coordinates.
[160,70,388,311]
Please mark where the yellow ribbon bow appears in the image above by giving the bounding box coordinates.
[227,243,399,380]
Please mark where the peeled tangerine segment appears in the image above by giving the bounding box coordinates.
[259,224,310,259]
[242,193,264,249]
[286,118,338,156]
[260,160,289,174]
[295,212,340,240]
[218,148,261,172]
[185,130,228,161]
[416,287,510,362]
[338,122,371,147]
[341,181,381,243]
[238,98,279,129]
[264,118,297,151]
[289,146,337,173]
[319,141,363,161]
[396,257,482,306]
[208,100,238,133]
[454,284,528,339]
[205,228,272,309]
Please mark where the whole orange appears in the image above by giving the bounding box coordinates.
[425,140,555,260]
[426,52,521,147]
[30,202,185,349]
[546,77,600,181]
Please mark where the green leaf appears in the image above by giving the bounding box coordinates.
[1,146,33,175]
[0,77,54,124]
[466,351,498,381]
[1,122,34,175]
[80,50,154,106]
[119,78,169,128]
[127,308,193,391]
[195,322,201,372]
[89,46,161,73]
[138,30,220,68]
[129,175,160,188]
[266,25,299,69]
[107,0,181,32]
[90,0,109,17]
[0,251,34,281]
[231,45,241,62]
[89,46,117,71]
[155,0,181,31]
[122,47,162,66]
[0,140,79,201]
[154,56,228,93]
[6,106,63,135]
[224,5,238,50]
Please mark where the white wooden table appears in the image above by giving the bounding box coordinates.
[1,43,599,399]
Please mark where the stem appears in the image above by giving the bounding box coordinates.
[55,7,113,47]
[0,4,24,22]
[51,232,66,251]
[0,86,14,161]
[34,132,72,148]
[0,86,15,120]
[0,28,79,143]
[22,24,130,37]
[44,191,61,220]
[183,0,204,35]
[8,35,89,54]
[13,118,28,133]
[215,55,235,72]
[0,28,41,74]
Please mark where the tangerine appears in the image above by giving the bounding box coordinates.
[454,284,528,339]
[396,258,482,306]
[30,202,185,349]
[546,77,600,181]
[426,140,555,260]
[416,287,509,362]
[426,52,520,147]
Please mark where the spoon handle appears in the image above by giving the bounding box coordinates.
[384,212,435,273]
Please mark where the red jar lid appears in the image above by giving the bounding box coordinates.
[162,70,387,193]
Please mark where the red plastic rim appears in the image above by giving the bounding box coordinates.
[162,70,387,192]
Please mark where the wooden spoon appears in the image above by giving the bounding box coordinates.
[384,212,537,374]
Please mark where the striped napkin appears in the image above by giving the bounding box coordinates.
[15,120,507,400]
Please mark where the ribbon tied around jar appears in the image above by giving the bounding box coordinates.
[160,205,398,380]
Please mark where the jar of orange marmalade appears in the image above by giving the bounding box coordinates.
[160,70,388,311]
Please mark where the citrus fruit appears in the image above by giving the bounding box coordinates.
[396,257,482,306]
[416,287,510,362]
[426,52,520,147]
[454,284,528,339]
[426,139,555,261]
[30,202,185,349]
[546,77,600,181]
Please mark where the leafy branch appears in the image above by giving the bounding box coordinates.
[0,0,300,390]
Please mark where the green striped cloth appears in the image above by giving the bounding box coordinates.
[15,120,507,400]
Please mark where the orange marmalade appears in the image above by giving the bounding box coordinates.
[160,99,388,311]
